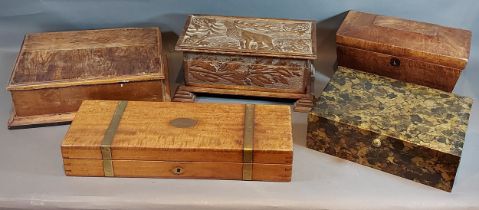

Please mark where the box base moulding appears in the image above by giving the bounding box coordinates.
[8,108,75,129]
[173,83,314,113]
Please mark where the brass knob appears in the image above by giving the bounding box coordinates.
[372,138,382,148]
[172,166,184,175]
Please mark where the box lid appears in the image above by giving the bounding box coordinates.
[336,11,471,69]
[7,27,165,91]
[313,67,472,156]
[61,100,293,164]
[175,15,317,60]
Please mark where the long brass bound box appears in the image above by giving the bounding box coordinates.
[62,100,293,181]
[6,27,170,128]
[307,67,472,191]
[174,15,317,112]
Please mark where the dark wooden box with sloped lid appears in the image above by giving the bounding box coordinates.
[61,100,293,181]
[173,15,317,112]
[6,27,170,128]
[307,66,473,191]
[336,10,471,92]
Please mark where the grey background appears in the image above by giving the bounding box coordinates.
[0,0,478,209]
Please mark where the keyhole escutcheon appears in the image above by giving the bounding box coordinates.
[390,57,401,67]
[172,166,184,175]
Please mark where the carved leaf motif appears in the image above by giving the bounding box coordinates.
[292,71,301,76]
[230,73,247,84]
[277,69,293,77]
[188,59,303,87]
[190,71,219,82]
[248,77,265,86]
[219,63,241,72]
[190,60,216,71]
[273,75,289,84]
[253,74,274,84]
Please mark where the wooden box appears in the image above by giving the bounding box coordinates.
[6,27,170,128]
[336,10,471,92]
[61,100,293,181]
[174,15,317,112]
[307,67,472,191]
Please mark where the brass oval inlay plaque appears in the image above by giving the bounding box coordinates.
[169,118,197,128]
[172,166,184,175]
[372,138,382,148]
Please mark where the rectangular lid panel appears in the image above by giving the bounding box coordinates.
[176,15,317,59]
[336,11,471,69]
[61,101,293,164]
[313,67,472,156]
[23,27,161,51]
[8,28,164,90]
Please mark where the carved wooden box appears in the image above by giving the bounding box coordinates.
[6,28,170,128]
[307,67,472,191]
[62,100,293,181]
[336,10,471,92]
[174,15,317,112]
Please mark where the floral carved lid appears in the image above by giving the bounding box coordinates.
[176,15,317,60]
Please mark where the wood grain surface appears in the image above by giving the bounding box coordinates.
[62,100,293,164]
[63,159,292,181]
[8,111,75,128]
[12,80,168,117]
[336,10,471,69]
[337,45,461,92]
[6,27,171,128]
[23,27,160,51]
[8,27,165,90]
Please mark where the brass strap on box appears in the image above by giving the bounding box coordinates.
[242,104,255,181]
[100,101,128,177]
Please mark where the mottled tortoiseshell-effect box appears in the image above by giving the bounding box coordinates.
[307,67,472,191]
